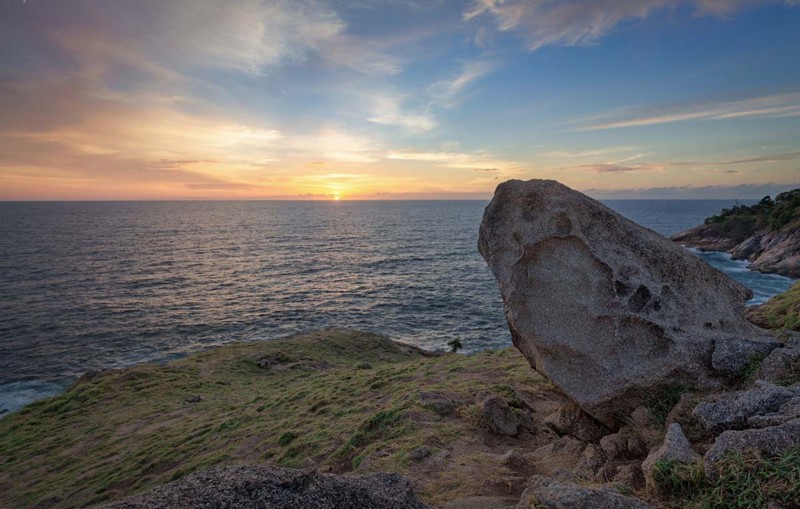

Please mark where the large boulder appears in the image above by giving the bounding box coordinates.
[98,465,431,509]
[478,179,775,426]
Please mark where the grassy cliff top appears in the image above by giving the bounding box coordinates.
[0,329,554,509]
[747,281,800,332]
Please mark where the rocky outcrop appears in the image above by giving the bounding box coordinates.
[481,395,520,436]
[99,465,431,509]
[478,179,777,426]
[693,381,800,434]
[516,475,654,509]
[641,424,701,491]
[672,222,800,277]
[704,418,800,478]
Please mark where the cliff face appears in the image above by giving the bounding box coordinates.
[671,222,800,278]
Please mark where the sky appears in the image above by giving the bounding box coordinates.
[1,0,800,200]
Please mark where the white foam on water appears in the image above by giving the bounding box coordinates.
[0,380,66,417]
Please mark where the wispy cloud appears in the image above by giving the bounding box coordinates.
[574,92,800,130]
[385,149,524,172]
[465,0,798,51]
[429,60,495,108]
[366,94,436,131]
[586,182,800,199]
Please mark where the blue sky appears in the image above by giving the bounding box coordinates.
[1,0,799,199]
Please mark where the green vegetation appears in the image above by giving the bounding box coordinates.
[652,448,800,509]
[704,189,800,238]
[644,385,691,425]
[0,329,543,508]
[447,338,463,353]
[747,281,800,332]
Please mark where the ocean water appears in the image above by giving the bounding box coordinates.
[0,200,794,415]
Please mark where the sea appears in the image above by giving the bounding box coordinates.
[0,200,795,415]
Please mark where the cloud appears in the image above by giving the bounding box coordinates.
[585,182,800,199]
[366,94,436,131]
[465,0,797,51]
[429,60,495,108]
[543,147,636,158]
[386,149,523,172]
[574,92,800,130]
[578,163,665,173]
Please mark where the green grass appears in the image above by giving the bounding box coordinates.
[644,385,690,426]
[0,329,543,508]
[746,281,800,332]
[652,448,800,509]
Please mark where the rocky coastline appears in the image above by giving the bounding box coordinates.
[2,180,799,509]
[670,191,800,278]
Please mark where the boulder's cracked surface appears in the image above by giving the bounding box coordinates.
[478,179,776,426]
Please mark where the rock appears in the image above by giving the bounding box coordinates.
[693,380,800,434]
[419,392,456,415]
[544,402,609,442]
[478,179,775,426]
[355,361,373,370]
[704,418,800,478]
[481,396,519,436]
[630,406,653,428]
[641,423,701,491]
[408,445,432,462]
[499,449,528,470]
[758,344,800,384]
[711,337,783,376]
[99,465,431,509]
[184,395,202,404]
[664,393,697,428]
[530,436,586,476]
[515,475,653,509]
[600,433,628,460]
[443,496,518,509]
[578,444,605,473]
[613,464,645,490]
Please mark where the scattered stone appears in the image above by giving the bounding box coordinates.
[499,449,527,471]
[481,396,519,436]
[530,437,586,477]
[641,423,701,491]
[419,392,456,416]
[711,337,782,376]
[600,433,628,460]
[443,496,518,509]
[184,395,202,404]
[664,393,697,428]
[613,464,645,490]
[543,403,609,442]
[693,380,800,434]
[758,344,800,384]
[408,446,432,462]
[258,353,292,370]
[355,361,373,370]
[478,179,775,426]
[626,436,647,458]
[515,475,653,509]
[579,444,605,473]
[630,406,653,428]
[704,418,800,478]
[100,465,432,509]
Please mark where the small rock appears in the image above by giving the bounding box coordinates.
[408,446,432,462]
[481,396,520,436]
[579,444,605,472]
[626,436,647,458]
[711,337,781,376]
[759,345,800,384]
[544,403,609,442]
[184,395,202,404]
[641,423,701,491]
[704,418,800,479]
[664,393,697,428]
[613,464,645,490]
[600,433,628,460]
[355,361,373,370]
[516,475,653,509]
[499,449,527,470]
[630,406,653,428]
[693,381,800,434]
[530,437,586,477]
[443,496,519,509]
[419,392,457,416]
